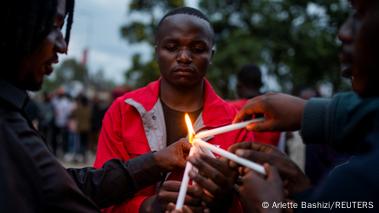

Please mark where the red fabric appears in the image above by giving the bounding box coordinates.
[228,99,248,111]
[95,79,255,213]
[229,99,281,146]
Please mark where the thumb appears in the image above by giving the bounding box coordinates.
[265,164,281,182]
[233,110,248,123]
[246,120,275,132]
[181,141,191,153]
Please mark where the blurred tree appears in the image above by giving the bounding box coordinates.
[54,58,88,83]
[121,0,349,97]
[43,58,116,92]
[43,58,88,92]
[90,68,117,91]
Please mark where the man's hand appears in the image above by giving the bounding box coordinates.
[154,139,191,171]
[233,93,306,132]
[188,153,238,210]
[166,203,194,213]
[152,180,205,213]
[238,164,284,213]
[228,142,311,196]
[140,180,206,213]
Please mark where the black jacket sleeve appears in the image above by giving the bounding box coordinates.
[67,152,164,208]
[301,92,379,152]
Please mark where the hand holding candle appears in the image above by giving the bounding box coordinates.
[194,138,266,175]
[176,115,266,209]
[193,118,266,174]
[194,118,264,139]
[175,114,197,210]
[175,145,197,210]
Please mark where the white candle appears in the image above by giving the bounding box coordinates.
[175,146,196,210]
[194,139,266,175]
[194,118,264,139]
[198,144,216,158]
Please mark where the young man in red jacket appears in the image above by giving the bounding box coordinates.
[94,7,255,213]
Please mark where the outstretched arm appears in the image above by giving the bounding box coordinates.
[233,93,306,132]
[67,140,191,209]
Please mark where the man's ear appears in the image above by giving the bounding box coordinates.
[209,46,215,64]
[154,44,158,61]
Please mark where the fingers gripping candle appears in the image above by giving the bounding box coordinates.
[175,114,196,210]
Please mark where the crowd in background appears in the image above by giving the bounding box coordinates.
[25,87,127,164]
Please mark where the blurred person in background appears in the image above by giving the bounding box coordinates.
[90,94,109,153]
[229,64,282,147]
[51,87,73,156]
[229,64,264,109]
[71,94,92,163]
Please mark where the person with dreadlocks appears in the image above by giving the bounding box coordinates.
[94,6,256,213]
[0,0,193,212]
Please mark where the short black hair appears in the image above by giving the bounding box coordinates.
[237,64,263,89]
[155,6,214,44]
[1,0,74,75]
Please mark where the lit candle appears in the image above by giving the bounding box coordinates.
[194,118,264,139]
[194,138,266,175]
[176,115,259,209]
[175,146,196,210]
[175,114,196,210]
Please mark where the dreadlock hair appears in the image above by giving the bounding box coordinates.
[155,6,215,44]
[65,0,75,46]
[1,0,75,78]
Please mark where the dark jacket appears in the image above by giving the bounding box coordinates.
[0,80,164,212]
[295,126,379,212]
[296,93,379,212]
[301,92,379,152]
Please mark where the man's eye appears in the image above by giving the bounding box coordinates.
[191,46,207,53]
[165,44,178,52]
[53,24,63,31]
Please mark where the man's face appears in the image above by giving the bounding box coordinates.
[155,14,214,89]
[18,0,68,91]
[338,0,371,94]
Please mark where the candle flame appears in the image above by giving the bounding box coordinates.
[185,113,195,145]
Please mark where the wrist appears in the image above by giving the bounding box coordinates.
[293,99,306,130]
[140,196,159,213]
[153,151,172,172]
